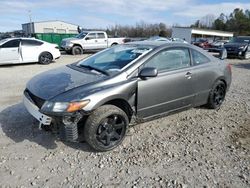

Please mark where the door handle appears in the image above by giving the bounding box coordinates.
[185,72,192,79]
[95,40,98,42]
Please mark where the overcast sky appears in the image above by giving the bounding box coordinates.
[0,0,250,32]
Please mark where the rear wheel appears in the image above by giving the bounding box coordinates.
[39,52,53,64]
[206,80,226,109]
[84,105,128,151]
[72,46,83,55]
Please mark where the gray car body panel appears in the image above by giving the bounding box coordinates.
[26,42,232,119]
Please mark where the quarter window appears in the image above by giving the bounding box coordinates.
[2,39,20,48]
[191,49,210,65]
[144,48,191,72]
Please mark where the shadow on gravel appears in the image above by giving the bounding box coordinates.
[0,102,93,152]
[233,63,250,70]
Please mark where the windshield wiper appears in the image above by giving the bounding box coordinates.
[78,64,109,76]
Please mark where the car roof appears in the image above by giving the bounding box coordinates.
[5,37,39,40]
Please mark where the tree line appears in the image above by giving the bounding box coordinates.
[104,21,171,38]
[191,8,250,36]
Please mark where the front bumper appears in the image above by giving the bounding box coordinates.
[23,92,84,142]
[23,94,52,125]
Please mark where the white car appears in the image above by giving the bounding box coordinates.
[0,38,61,65]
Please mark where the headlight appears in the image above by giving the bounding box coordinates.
[66,41,73,47]
[239,46,246,50]
[41,100,90,113]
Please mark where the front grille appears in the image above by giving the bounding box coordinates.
[225,47,237,52]
[24,89,45,109]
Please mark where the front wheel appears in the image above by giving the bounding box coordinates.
[84,105,128,152]
[72,46,83,55]
[39,52,53,64]
[206,80,226,109]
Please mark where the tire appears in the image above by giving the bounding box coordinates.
[72,46,83,55]
[39,52,53,64]
[84,105,128,152]
[65,50,72,54]
[206,80,226,109]
[111,43,118,47]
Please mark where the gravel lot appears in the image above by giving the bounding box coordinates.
[0,54,249,187]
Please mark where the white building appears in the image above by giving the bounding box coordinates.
[22,20,79,35]
[172,27,234,43]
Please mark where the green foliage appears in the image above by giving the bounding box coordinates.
[191,8,250,36]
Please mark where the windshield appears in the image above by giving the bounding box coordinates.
[230,37,250,43]
[0,38,9,45]
[75,32,88,39]
[77,45,152,74]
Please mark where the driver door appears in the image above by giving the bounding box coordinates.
[83,33,97,50]
[0,39,21,64]
[137,47,195,118]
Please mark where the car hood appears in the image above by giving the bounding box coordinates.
[26,65,106,101]
[62,38,80,43]
[224,42,248,48]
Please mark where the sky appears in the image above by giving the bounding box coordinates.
[0,0,250,32]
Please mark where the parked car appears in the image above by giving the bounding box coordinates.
[60,31,126,55]
[208,40,229,52]
[147,36,171,42]
[23,41,232,151]
[192,38,212,49]
[169,38,188,43]
[0,38,60,65]
[224,36,250,59]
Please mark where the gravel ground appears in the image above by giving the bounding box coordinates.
[0,55,249,187]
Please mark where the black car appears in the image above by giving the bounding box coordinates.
[224,36,250,59]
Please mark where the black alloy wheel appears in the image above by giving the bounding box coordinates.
[96,114,126,147]
[207,80,226,109]
[212,84,226,107]
[84,105,129,151]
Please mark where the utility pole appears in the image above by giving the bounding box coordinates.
[28,10,32,37]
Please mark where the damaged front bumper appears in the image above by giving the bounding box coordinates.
[23,94,88,142]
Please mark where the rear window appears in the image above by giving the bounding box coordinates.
[97,33,105,39]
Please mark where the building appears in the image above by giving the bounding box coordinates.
[172,27,234,43]
[22,20,79,36]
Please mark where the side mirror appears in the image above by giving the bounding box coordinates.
[85,37,90,40]
[139,67,158,79]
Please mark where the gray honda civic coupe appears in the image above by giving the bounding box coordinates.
[23,41,232,151]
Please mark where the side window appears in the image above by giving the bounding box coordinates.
[22,39,43,46]
[97,33,105,39]
[144,48,191,72]
[2,39,20,48]
[87,33,96,40]
[191,49,210,65]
